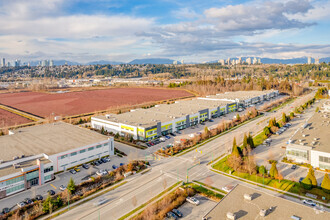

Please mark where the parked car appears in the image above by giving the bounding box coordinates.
[146,143,151,147]
[303,199,316,206]
[101,158,108,163]
[74,167,80,172]
[148,141,154,146]
[200,122,205,125]
[209,119,214,122]
[172,209,183,217]
[287,123,292,126]
[165,135,171,139]
[94,161,100,166]
[82,164,89,169]
[238,108,244,112]
[291,165,297,170]
[170,132,176,136]
[24,198,33,205]
[104,157,111,162]
[35,195,43,201]
[166,211,178,220]
[17,202,25,208]
[154,139,161,144]
[2,208,10,214]
[112,165,118,169]
[98,159,103,164]
[186,197,200,205]
[159,137,166,142]
[299,177,304,183]
[120,163,125,166]
[176,131,182,134]
[47,190,55,195]
[69,169,76,174]
[96,169,107,176]
[59,185,67,191]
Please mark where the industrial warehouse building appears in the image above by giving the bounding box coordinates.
[199,90,279,107]
[91,90,279,141]
[0,122,114,198]
[286,100,330,170]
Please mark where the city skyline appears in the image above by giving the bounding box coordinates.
[0,0,329,63]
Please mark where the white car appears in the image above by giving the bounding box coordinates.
[59,185,66,191]
[96,169,107,176]
[17,202,25,208]
[159,137,166,142]
[186,197,200,205]
[303,199,316,206]
[222,185,234,193]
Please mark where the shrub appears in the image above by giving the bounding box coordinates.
[301,177,312,190]
[258,165,267,175]
[269,163,278,178]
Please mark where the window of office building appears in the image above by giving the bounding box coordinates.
[104,143,108,146]
[88,147,94,151]
[80,149,86,153]
[60,154,68,160]
[26,170,39,181]
[287,149,308,159]
[44,175,52,181]
[6,184,25,194]
[5,176,24,185]
[319,156,330,164]
[71,152,77,156]
[44,166,53,173]
[96,145,102,149]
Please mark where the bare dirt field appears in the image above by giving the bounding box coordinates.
[0,88,193,117]
[0,108,32,128]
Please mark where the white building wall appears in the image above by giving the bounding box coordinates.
[310,150,330,169]
[49,138,114,172]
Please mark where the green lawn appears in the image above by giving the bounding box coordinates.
[185,183,224,201]
[253,131,266,147]
[267,97,296,112]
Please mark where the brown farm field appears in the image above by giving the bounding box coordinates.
[0,108,32,127]
[0,88,193,117]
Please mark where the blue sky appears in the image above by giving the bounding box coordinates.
[0,0,329,63]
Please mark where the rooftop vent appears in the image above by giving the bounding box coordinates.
[260,209,267,217]
[13,164,21,169]
[226,212,236,220]
[244,194,252,201]
[291,215,301,220]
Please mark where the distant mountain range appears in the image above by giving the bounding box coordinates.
[25,57,330,66]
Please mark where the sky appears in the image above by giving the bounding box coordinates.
[0,0,329,63]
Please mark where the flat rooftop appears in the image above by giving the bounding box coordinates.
[204,184,330,219]
[94,99,233,128]
[291,99,330,153]
[0,122,109,162]
[203,90,277,101]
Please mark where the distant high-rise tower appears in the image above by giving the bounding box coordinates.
[173,60,178,65]
[307,56,312,64]
[180,59,184,64]
[218,59,225,65]
[246,57,251,65]
[315,58,319,65]
[50,60,54,67]
[1,58,5,67]
[238,57,242,64]
[252,57,258,64]
[14,59,20,67]
[258,58,261,64]
[227,58,230,65]
[231,59,236,65]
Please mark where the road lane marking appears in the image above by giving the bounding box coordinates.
[50,184,57,189]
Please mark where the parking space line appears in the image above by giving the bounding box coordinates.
[50,184,57,189]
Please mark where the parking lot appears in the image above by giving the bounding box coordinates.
[0,153,129,213]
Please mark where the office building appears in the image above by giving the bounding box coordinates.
[308,56,312,64]
[258,58,261,64]
[218,59,225,65]
[315,58,320,65]
[203,184,329,219]
[253,57,258,64]
[14,59,20,67]
[238,57,242,64]
[1,58,5,67]
[0,122,114,198]
[286,100,330,170]
[173,60,178,65]
[227,58,230,65]
[246,57,251,65]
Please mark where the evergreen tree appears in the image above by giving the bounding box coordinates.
[321,173,330,193]
[258,165,266,175]
[236,114,240,121]
[42,195,53,213]
[232,137,240,157]
[247,134,255,148]
[301,177,312,190]
[282,113,287,123]
[242,134,248,149]
[306,167,317,187]
[67,177,76,194]
[269,163,278,178]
